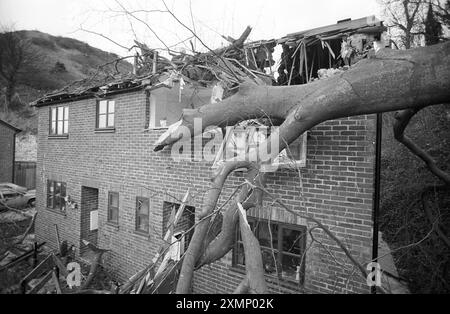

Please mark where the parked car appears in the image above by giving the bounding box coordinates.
[0,183,36,211]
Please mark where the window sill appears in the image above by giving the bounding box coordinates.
[45,207,67,216]
[95,128,116,133]
[212,161,307,172]
[228,265,304,290]
[145,127,169,131]
[134,230,151,239]
[106,222,119,230]
[48,134,69,139]
[260,161,307,172]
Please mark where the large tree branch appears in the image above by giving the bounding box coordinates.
[236,202,267,294]
[196,171,266,268]
[155,43,450,164]
[175,161,254,293]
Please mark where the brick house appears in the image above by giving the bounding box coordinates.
[33,17,385,294]
[0,119,21,182]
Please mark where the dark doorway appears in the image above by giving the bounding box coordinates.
[80,186,99,256]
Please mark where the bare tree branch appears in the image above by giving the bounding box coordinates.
[393,108,450,185]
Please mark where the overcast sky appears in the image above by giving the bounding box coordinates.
[0,0,382,57]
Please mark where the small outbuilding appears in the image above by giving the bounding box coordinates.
[0,119,21,182]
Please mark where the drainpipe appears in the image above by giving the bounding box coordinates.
[12,131,17,183]
[371,113,382,294]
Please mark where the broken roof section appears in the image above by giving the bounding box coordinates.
[278,15,386,46]
[32,72,155,106]
[32,15,386,107]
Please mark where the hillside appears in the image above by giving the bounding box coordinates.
[0,30,133,134]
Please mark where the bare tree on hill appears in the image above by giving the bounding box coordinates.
[0,26,41,112]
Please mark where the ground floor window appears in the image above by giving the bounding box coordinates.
[108,192,119,224]
[162,201,195,252]
[135,197,150,233]
[46,180,66,212]
[233,218,307,285]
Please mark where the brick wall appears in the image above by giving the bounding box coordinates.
[0,123,16,182]
[35,88,376,294]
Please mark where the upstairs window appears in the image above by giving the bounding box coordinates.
[47,180,67,212]
[233,218,307,285]
[97,100,115,129]
[213,125,307,172]
[135,197,150,233]
[49,106,69,136]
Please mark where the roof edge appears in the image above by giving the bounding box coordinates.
[32,84,147,108]
[0,119,22,133]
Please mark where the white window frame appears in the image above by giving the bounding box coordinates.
[147,93,170,130]
[96,100,115,129]
[49,106,69,135]
[212,126,307,172]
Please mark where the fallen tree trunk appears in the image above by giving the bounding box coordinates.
[155,42,450,165]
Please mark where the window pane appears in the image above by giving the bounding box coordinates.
[57,121,64,135]
[235,243,245,266]
[287,142,302,161]
[137,198,149,232]
[109,193,119,208]
[108,101,115,113]
[51,121,56,134]
[109,206,118,222]
[137,215,149,232]
[63,120,68,134]
[47,181,54,208]
[64,107,69,120]
[234,131,247,157]
[60,183,66,210]
[255,222,278,249]
[54,182,61,209]
[113,208,119,222]
[282,228,303,254]
[99,101,107,114]
[225,130,246,160]
[249,128,267,146]
[281,254,302,282]
[61,183,66,198]
[138,199,149,215]
[98,114,106,128]
[261,248,280,275]
[107,113,114,127]
[51,108,57,122]
[57,107,64,121]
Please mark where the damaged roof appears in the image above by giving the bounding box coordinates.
[32,72,156,107]
[32,15,386,107]
[279,15,386,46]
